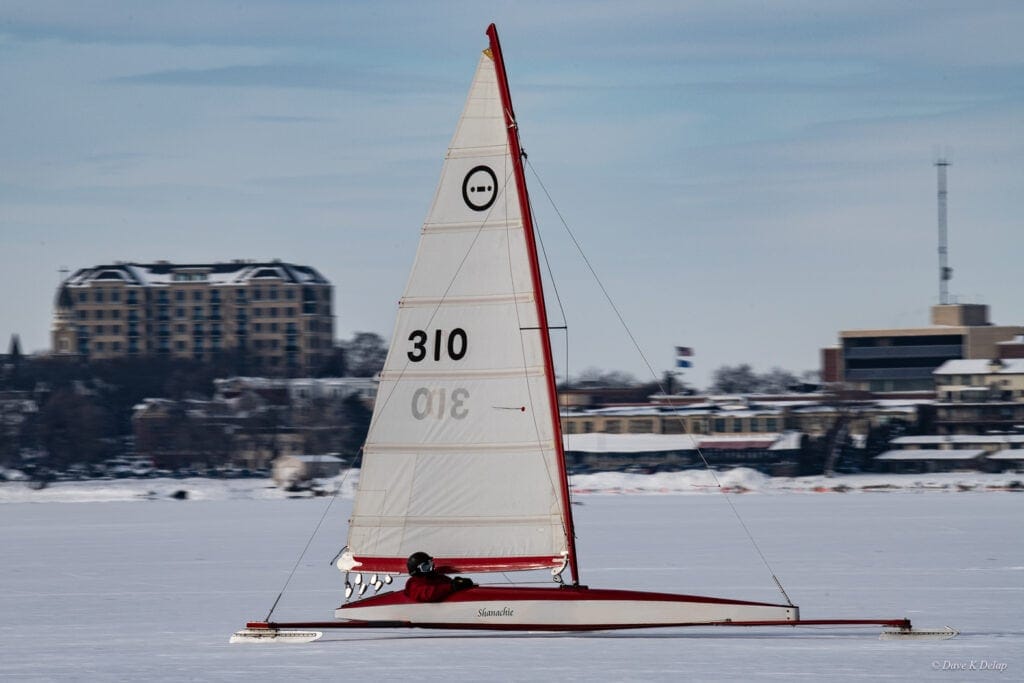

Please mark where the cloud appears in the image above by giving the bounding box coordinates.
[106,63,456,94]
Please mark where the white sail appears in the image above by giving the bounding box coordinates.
[341,48,570,575]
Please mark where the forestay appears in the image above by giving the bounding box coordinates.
[339,48,570,576]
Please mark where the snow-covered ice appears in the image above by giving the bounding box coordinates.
[1,474,1021,680]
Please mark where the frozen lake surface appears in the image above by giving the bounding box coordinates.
[1,479,1021,680]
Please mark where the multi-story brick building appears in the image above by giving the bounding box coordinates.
[52,261,334,374]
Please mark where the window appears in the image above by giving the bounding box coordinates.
[628,419,654,433]
[111,309,121,319]
[714,418,726,433]
[95,290,105,303]
[269,288,278,300]
[582,421,594,433]
[253,288,262,300]
[110,291,120,303]
[765,418,778,432]
[175,290,185,302]
[270,323,278,332]
[96,310,105,320]
[95,325,104,334]
[254,323,262,332]
[286,289,295,300]
[270,307,277,317]
[78,292,88,303]
[176,308,185,319]
[732,419,744,433]
[604,420,621,434]
[254,308,262,317]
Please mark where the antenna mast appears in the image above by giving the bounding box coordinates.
[936,159,951,305]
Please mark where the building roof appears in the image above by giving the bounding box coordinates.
[934,359,1024,375]
[62,261,329,288]
[562,431,799,454]
[988,449,1024,460]
[875,449,986,461]
[891,434,1024,445]
[564,433,699,453]
[281,455,344,464]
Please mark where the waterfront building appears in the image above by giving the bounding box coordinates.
[52,261,334,375]
[824,304,1024,393]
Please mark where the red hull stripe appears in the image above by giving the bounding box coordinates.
[348,555,562,574]
[340,584,791,609]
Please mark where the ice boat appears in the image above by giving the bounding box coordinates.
[233,24,950,642]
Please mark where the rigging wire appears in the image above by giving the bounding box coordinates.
[263,456,360,622]
[526,165,577,535]
[525,158,794,606]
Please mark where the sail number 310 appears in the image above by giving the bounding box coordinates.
[407,329,469,421]
[407,328,467,362]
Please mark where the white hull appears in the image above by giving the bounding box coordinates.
[335,586,798,630]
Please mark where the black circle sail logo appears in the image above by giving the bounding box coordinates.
[462,165,498,212]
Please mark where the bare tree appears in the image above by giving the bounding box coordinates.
[344,332,387,377]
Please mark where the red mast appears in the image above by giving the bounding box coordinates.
[486,24,580,586]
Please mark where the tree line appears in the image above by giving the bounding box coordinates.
[0,333,388,475]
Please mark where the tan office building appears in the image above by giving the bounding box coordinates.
[826,304,1024,392]
[52,261,334,375]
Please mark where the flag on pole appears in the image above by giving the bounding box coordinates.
[675,346,693,368]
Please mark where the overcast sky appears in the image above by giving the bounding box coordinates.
[3,1,1022,388]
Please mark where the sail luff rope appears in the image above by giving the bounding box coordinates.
[525,159,794,606]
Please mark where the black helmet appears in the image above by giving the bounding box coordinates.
[407,551,434,576]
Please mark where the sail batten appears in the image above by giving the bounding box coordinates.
[344,39,572,577]
[368,444,557,454]
[421,221,524,232]
[399,293,534,307]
